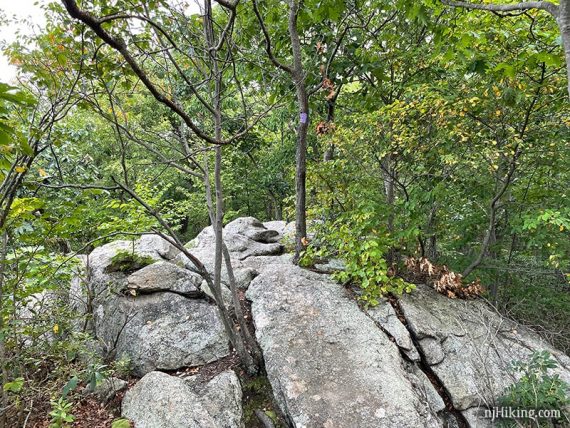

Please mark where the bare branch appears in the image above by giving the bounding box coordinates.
[61,0,223,145]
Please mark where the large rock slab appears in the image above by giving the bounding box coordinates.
[126,261,202,296]
[122,370,243,428]
[398,284,570,418]
[95,292,229,376]
[246,259,441,428]
[73,233,230,376]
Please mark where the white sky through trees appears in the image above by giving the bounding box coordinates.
[0,0,203,82]
[0,0,45,82]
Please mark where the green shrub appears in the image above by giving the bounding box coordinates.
[304,205,415,306]
[498,350,569,427]
[106,249,154,274]
[49,397,75,428]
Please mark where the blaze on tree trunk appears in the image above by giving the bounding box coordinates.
[252,0,309,263]
[289,0,309,263]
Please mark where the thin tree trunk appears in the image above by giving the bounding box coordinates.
[382,154,396,263]
[0,231,8,428]
[323,87,341,161]
[289,0,309,262]
[204,0,258,374]
[462,157,517,278]
[222,245,263,364]
[558,0,570,98]
[425,204,439,261]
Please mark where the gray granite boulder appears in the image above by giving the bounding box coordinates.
[397,284,570,421]
[73,234,229,376]
[126,261,202,296]
[122,370,243,428]
[95,292,229,376]
[246,258,441,428]
[176,217,282,291]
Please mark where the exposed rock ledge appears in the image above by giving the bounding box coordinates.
[70,217,569,427]
[246,221,570,427]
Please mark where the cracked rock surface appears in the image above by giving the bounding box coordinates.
[246,257,442,428]
[71,234,229,377]
[370,285,570,424]
[69,218,570,427]
[245,219,570,427]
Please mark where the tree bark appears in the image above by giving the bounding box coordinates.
[462,154,518,278]
[559,0,570,98]
[0,232,8,428]
[204,0,258,375]
[289,0,309,262]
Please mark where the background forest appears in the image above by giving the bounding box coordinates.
[0,0,569,426]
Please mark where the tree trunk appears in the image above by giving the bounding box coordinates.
[462,155,517,278]
[559,0,570,98]
[204,0,258,375]
[381,154,396,263]
[289,0,309,262]
[0,232,8,428]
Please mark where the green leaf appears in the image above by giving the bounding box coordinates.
[62,376,79,398]
[112,419,132,428]
[3,377,24,393]
[0,129,11,145]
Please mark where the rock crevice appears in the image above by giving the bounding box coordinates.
[68,218,570,428]
[386,296,470,428]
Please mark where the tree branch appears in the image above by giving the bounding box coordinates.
[61,0,223,145]
[441,0,559,17]
[252,0,293,73]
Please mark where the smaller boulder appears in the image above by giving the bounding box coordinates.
[225,217,279,243]
[137,234,180,260]
[126,261,202,296]
[314,258,346,274]
[85,377,127,403]
[262,220,287,237]
[122,370,243,428]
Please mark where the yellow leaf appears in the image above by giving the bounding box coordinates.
[38,168,47,177]
[560,226,565,232]
[15,166,26,173]
[53,324,59,334]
